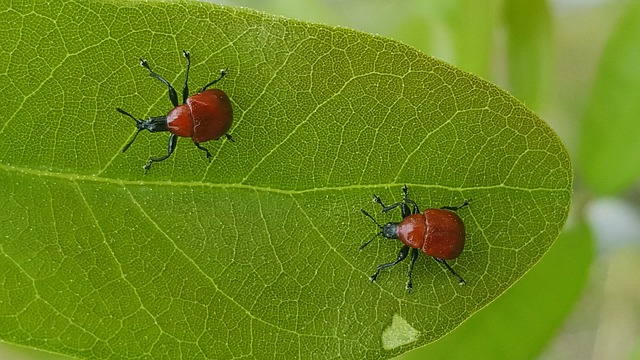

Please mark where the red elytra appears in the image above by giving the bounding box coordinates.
[116,50,233,173]
[167,89,233,142]
[397,210,465,259]
[360,185,470,291]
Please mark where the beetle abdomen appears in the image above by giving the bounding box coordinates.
[187,89,233,143]
[422,209,465,259]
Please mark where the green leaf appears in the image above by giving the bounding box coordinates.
[0,1,571,359]
[579,1,640,195]
[393,223,594,360]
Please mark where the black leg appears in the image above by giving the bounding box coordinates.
[405,199,420,214]
[372,194,389,209]
[194,142,212,159]
[441,199,471,212]
[434,258,466,285]
[398,185,420,214]
[182,50,190,104]
[200,69,227,93]
[373,195,412,217]
[144,134,178,173]
[140,58,179,107]
[400,202,411,218]
[406,248,419,291]
[370,245,410,283]
[225,134,235,142]
[401,185,414,212]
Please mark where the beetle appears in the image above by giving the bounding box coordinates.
[116,50,233,172]
[360,185,470,290]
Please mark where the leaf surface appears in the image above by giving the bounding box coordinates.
[0,1,571,359]
[394,223,593,360]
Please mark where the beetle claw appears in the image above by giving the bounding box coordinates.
[406,283,413,292]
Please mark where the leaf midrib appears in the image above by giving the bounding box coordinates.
[0,162,568,194]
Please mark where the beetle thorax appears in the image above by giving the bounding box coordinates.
[397,214,427,249]
[142,116,169,133]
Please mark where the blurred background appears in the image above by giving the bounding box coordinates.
[2,0,638,359]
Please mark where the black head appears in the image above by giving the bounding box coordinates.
[360,209,399,250]
[116,108,168,152]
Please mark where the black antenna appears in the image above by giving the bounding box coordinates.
[361,209,383,228]
[360,209,383,250]
[116,108,144,153]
